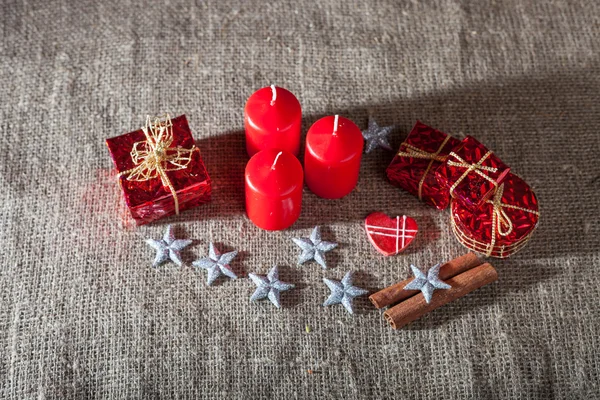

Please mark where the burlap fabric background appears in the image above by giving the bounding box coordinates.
[1,0,599,398]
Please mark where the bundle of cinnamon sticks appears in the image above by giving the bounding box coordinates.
[370,252,497,329]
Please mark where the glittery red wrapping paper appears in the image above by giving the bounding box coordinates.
[386,121,460,209]
[105,115,211,225]
[435,135,510,210]
[451,173,539,258]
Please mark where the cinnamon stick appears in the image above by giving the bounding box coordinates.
[369,252,481,309]
[383,263,497,329]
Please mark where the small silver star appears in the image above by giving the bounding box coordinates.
[323,271,369,314]
[146,225,192,267]
[292,226,338,269]
[249,266,295,308]
[193,243,238,285]
[362,117,394,153]
[403,263,451,303]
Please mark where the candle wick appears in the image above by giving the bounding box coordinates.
[332,114,339,136]
[271,151,283,170]
[270,84,277,106]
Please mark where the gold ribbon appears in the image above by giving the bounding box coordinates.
[451,217,533,258]
[396,135,452,200]
[447,150,498,197]
[118,114,197,215]
[462,183,540,257]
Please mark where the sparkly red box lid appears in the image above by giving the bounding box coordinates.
[451,172,539,258]
[386,121,460,209]
[106,114,211,225]
[436,135,510,210]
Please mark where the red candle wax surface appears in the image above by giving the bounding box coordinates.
[304,115,364,199]
[244,85,302,157]
[245,149,304,230]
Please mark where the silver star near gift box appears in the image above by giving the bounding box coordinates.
[362,117,394,153]
[146,225,192,267]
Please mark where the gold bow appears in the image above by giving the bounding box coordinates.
[396,135,452,200]
[447,150,499,197]
[118,114,197,215]
[483,183,540,256]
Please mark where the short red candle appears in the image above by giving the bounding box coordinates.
[245,149,303,230]
[244,85,302,157]
[304,115,364,199]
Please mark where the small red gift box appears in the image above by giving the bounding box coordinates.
[450,173,539,258]
[436,136,510,210]
[386,121,461,209]
[106,114,211,225]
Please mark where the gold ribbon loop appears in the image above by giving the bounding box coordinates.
[396,135,452,200]
[483,183,540,256]
[447,150,498,196]
[490,184,513,242]
[118,114,197,215]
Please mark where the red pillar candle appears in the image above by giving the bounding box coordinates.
[304,115,364,199]
[244,85,302,157]
[245,149,304,230]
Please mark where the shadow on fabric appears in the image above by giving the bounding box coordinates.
[120,68,599,263]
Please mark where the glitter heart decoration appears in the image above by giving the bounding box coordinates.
[364,212,418,256]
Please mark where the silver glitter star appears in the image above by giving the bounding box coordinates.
[292,226,338,269]
[192,243,238,285]
[403,263,451,303]
[249,266,295,308]
[362,117,394,153]
[146,225,192,267]
[323,271,369,314]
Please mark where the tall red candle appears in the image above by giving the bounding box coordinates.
[244,85,302,157]
[304,115,364,199]
[245,149,303,230]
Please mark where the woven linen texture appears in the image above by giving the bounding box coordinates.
[1,0,599,398]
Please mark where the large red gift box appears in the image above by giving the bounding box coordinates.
[436,136,510,210]
[450,172,539,258]
[386,121,460,209]
[106,114,211,225]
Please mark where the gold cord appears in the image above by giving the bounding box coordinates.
[451,218,533,258]
[447,151,498,196]
[451,187,539,257]
[118,114,197,215]
[396,135,452,200]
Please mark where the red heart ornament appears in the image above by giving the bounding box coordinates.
[364,212,418,256]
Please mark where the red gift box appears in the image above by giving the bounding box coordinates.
[386,121,461,209]
[436,135,511,210]
[106,114,211,225]
[450,173,539,258]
